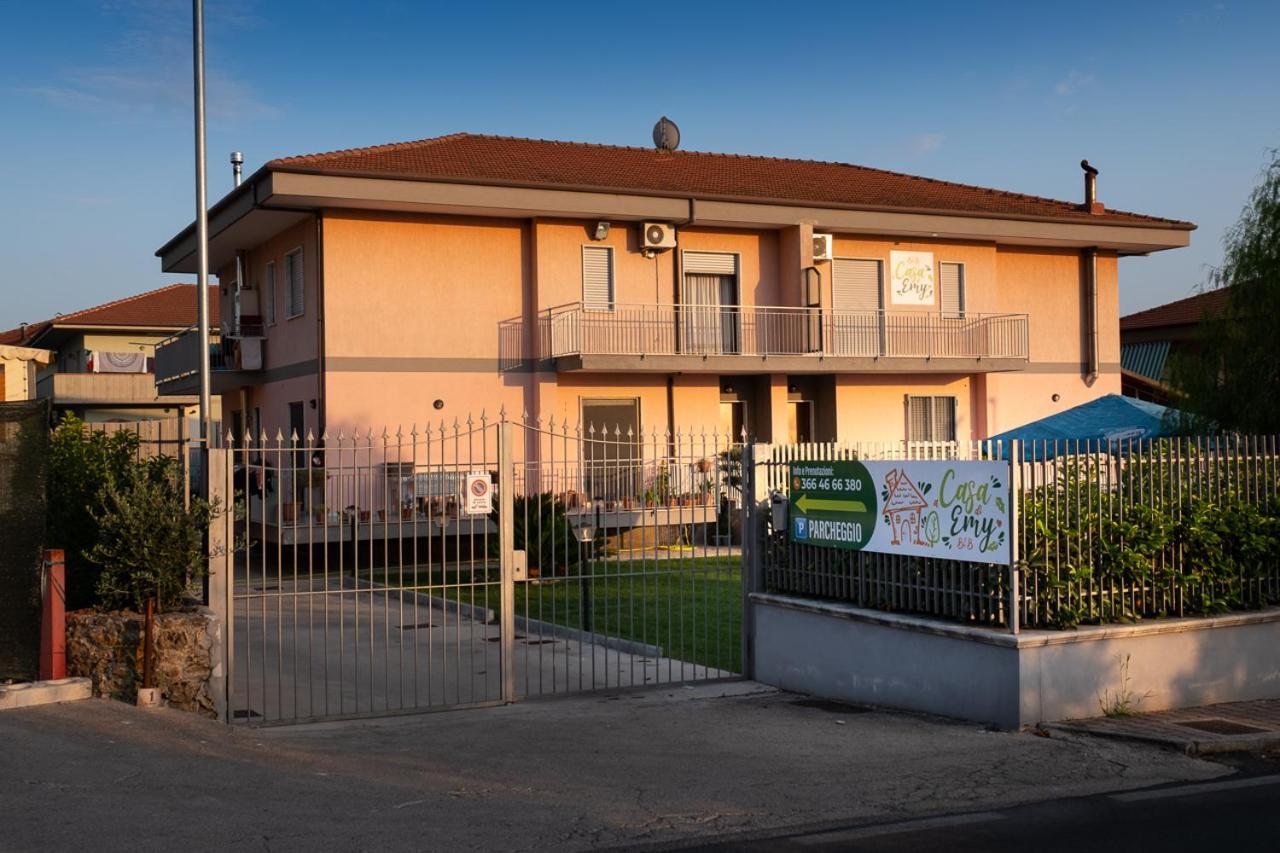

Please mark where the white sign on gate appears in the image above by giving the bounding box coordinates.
[463,472,493,515]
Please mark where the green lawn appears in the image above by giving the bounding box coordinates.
[371,556,742,674]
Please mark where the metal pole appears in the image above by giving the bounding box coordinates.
[193,0,212,458]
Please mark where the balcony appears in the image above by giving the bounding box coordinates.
[36,372,188,407]
[155,326,260,395]
[503,303,1029,374]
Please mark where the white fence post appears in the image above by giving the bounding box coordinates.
[206,446,231,721]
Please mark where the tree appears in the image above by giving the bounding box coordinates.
[1170,149,1280,432]
[88,455,213,612]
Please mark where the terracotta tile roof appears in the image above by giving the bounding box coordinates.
[0,283,216,346]
[1120,288,1230,331]
[268,133,1192,228]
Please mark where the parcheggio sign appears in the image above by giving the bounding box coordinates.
[788,459,1011,565]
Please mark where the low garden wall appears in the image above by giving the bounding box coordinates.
[751,592,1280,728]
[67,607,220,718]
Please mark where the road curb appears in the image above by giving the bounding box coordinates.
[1044,721,1280,756]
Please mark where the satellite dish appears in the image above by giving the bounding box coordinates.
[652,116,680,151]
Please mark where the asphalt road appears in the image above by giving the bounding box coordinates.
[677,765,1280,852]
[0,686,1242,852]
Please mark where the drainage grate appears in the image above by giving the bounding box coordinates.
[232,708,263,720]
[791,698,872,714]
[399,622,435,631]
[1176,718,1269,736]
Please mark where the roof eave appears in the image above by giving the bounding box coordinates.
[265,163,1196,232]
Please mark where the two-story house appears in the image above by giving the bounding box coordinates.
[153,131,1191,448]
[1,283,215,423]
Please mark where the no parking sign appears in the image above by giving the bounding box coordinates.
[463,472,493,515]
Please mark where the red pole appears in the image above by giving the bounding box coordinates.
[39,548,66,681]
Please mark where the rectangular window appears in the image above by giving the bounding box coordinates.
[906,395,957,442]
[264,261,277,326]
[581,397,640,500]
[940,262,965,319]
[285,248,304,318]
[581,245,614,310]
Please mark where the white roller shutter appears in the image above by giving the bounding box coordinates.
[682,251,737,275]
[832,259,883,312]
[940,262,965,318]
[582,246,614,310]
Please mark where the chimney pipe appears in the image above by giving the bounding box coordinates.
[230,151,244,187]
[1081,160,1103,213]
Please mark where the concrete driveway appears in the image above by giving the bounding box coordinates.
[0,683,1230,852]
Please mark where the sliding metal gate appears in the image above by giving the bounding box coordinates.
[215,416,743,725]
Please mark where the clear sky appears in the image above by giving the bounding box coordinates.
[1,0,1277,326]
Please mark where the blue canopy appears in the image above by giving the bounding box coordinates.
[987,394,1178,460]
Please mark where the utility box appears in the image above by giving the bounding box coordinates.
[770,491,788,533]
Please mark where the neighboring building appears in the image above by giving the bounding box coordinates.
[0,284,216,423]
[153,131,1192,446]
[0,344,52,402]
[1119,288,1228,404]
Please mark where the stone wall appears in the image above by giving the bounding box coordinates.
[66,607,218,718]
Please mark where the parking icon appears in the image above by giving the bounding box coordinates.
[793,516,808,540]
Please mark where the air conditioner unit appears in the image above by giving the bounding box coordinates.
[812,233,834,261]
[642,222,677,250]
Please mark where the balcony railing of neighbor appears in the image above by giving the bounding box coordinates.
[154,325,228,385]
[513,303,1029,363]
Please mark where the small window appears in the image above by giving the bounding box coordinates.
[581,246,614,311]
[264,261,277,326]
[285,248,304,318]
[940,262,965,319]
[906,396,957,442]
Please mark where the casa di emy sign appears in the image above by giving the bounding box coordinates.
[788,459,1011,565]
[889,250,935,305]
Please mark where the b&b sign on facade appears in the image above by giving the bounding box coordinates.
[788,459,1011,565]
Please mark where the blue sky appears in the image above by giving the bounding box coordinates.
[1,0,1277,326]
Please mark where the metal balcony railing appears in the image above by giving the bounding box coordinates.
[154,326,230,385]
[517,302,1029,363]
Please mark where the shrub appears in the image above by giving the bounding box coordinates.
[491,493,597,576]
[88,455,215,612]
[46,414,140,609]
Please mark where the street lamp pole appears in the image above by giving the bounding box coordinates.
[192,0,212,464]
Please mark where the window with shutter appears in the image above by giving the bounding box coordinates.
[940,262,965,319]
[264,261,277,325]
[285,249,304,318]
[832,259,883,312]
[905,395,957,441]
[582,246,614,310]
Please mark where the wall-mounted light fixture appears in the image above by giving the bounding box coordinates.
[593,221,610,241]
[433,399,445,410]
[1052,393,1061,403]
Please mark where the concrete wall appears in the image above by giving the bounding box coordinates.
[752,594,1280,729]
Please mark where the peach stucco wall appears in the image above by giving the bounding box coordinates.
[225,206,1130,444]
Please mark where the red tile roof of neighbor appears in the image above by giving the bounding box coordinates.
[268,133,1193,228]
[1120,288,1231,331]
[0,284,217,346]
